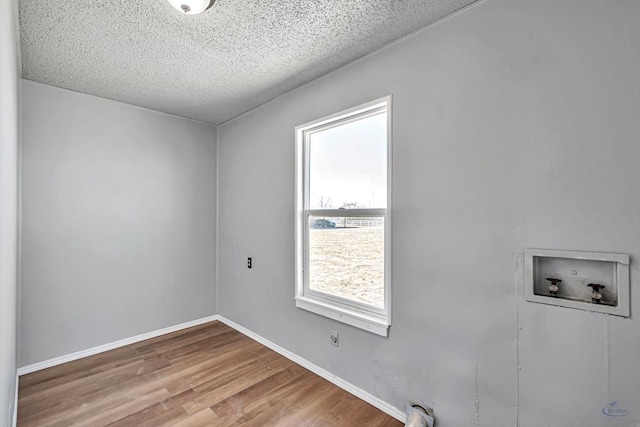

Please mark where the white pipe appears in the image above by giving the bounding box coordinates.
[405,404,434,427]
[406,412,427,427]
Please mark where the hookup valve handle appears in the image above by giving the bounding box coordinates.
[546,278,562,296]
[587,283,605,304]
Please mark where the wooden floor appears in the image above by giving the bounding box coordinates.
[18,321,401,426]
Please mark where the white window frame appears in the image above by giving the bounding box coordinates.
[294,96,392,337]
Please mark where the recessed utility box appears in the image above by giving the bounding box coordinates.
[524,248,630,317]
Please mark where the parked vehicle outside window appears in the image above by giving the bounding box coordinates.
[313,219,336,228]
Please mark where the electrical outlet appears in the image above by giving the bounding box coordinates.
[330,330,339,347]
[247,257,252,268]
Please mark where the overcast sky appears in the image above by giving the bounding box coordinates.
[309,112,387,209]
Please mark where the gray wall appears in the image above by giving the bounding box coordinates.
[217,0,640,426]
[0,0,20,424]
[19,81,217,367]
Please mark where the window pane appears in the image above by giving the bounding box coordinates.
[308,216,384,308]
[309,112,387,209]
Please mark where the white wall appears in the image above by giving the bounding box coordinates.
[19,81,217,367]
[217,0,640,426]
[0,0,20,424]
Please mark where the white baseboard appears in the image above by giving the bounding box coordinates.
[17,314,219,376]
[216,315,406,423]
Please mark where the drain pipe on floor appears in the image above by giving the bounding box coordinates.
[405,404,434,427]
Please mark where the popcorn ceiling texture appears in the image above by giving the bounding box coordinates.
[19,0,475,125]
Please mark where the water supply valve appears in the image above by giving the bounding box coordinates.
[546,278,562,296]
[587,283,605,304]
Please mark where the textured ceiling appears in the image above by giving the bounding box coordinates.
[19,0,476,125]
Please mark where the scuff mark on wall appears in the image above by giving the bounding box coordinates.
[374,359,400,401]
[515,250,523,427]
[604,315,610,399]
[474,359,480,426]
[430,359,437,409]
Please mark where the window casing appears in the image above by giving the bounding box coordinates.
[294,97,391,336]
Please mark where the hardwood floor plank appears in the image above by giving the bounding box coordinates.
[18,323,218,392]
[182,351,293,415]
[19,361,146,421]
[209,363,310,419]
[164,342,271,395]
[71,388,171,427]
[17,321,402,426]
[233,375,335,427]
[18,354,176,424]
[18,346,154,391]
[169,408,218,427]
[108,389,196,427]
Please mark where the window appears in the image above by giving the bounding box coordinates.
[295,97,391,336]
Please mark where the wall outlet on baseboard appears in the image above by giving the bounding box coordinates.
[330,330,339,347]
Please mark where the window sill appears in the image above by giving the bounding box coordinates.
[295,296,390,337]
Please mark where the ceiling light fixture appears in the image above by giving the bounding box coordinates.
[166,0,215,15]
